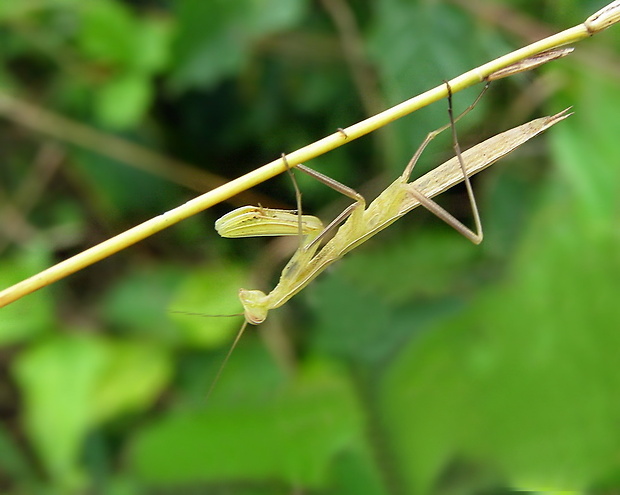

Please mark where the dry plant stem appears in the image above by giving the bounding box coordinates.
[486,48,574,80]
[0,1,619,308]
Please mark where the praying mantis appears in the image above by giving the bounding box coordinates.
[188,52,574,387]
[211,83,571,363]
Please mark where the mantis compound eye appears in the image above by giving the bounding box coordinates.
[239,289,269,324]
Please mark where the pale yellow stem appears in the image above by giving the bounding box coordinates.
[0,1,619,308]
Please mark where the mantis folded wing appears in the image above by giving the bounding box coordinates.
[216,206,324,239]
[217,108,572,324]
[404,109,571,213]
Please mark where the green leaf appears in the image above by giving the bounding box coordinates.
[101,264,182,343]
[12,333,172,490]
[309,273,414,364]
[77,0,138,67]
[168,263,248,348]
[308,228,479,366]
[326,449,389,495]
[0,2,34,21]
[130,347,368,489]
[12,334,107,491]
[132,16,173,73]
[0,423,38,488]
[341,228,479,303]
[380,73,620,493]
[94,72,152,129]
[0,246,55,346]
[367,0,487,174]
[551,71,620,224]
[169,0,307,91]
[92,339,172,423]
[70,148,179,218]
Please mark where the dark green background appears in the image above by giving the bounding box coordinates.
[1,0,619,493]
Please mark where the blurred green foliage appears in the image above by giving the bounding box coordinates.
[1,0,619,494]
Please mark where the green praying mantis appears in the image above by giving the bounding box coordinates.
[189,51,574,389]
[217,102,570,317]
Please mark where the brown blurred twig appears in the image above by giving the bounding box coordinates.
[0,91,285,209]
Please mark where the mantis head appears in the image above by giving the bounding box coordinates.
[239,289,269,324]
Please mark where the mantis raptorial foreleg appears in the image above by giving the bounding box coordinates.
[281,153,310,248]
[280,153,365,250]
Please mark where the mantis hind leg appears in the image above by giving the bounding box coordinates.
[405,80,485,244]
[446,81,483,244]
[402,81,490,181]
